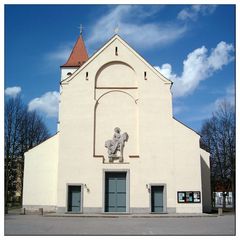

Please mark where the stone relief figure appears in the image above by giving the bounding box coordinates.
[105,127,129,162]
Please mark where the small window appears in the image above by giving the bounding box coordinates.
[67,72,72,76]
[144,71,147,80]
[115,47,118,56]
[86,72,89,80]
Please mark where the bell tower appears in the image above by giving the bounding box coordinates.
[60,32,88,80]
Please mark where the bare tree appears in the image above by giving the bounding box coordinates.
[4,96,49,213]
[200,100,235,209]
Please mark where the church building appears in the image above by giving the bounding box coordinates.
[23,34,211,214]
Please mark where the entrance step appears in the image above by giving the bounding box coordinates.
[44,213,217,218]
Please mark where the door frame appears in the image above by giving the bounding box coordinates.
[149,183,167,213]
[66,183,83,213]
[102,169,130,213]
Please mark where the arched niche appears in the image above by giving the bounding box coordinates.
[94,91,139,159]
[95,61,137,88]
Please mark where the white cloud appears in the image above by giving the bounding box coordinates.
[87,5,187,50]
[5,86,22,98]
[177,5,217,21]
[154,64,177,81]
[155,41,234,98]
[208,41,235,70]
[28,91,59,118]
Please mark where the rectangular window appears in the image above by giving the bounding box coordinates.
[144,71,147,80]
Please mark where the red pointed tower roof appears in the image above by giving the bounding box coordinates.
[61,35,88,67]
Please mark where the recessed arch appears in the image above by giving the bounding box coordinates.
[96,90,137,104]
[95,61,137,88]
[93,90,139,159]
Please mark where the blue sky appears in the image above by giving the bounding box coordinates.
[4,4,235,135]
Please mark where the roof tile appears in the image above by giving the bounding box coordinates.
[61,35,88,67]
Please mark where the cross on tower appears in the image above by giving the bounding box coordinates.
[78,24,83,35]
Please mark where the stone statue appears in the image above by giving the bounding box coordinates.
[105,127,129,162]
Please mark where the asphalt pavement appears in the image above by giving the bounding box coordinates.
[4,213,235,236]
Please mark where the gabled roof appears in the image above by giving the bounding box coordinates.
[61,35,88,67]
[61,34,172,84]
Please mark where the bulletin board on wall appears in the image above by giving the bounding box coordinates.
[177,191,201,203]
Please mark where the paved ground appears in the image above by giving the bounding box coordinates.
[5,213,235,236]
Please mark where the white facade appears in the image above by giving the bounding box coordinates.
[60,67,78,81]
[23,35,211,214]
